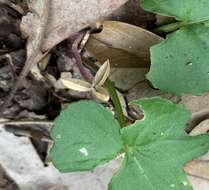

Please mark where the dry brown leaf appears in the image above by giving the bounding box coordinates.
[181,93,209,114]
[22,0,128,53]
[85,21,163,91]
[85,21,163,68]
[184,120,209,190]
[0,128,122,190]
[110,68,148,91]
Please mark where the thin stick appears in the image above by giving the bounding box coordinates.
[0,120,53,126]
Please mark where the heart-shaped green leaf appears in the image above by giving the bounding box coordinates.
[147,23,209,95]
[50,101,123,172]
[109,97,209,190]
[140,0,209,95]
[140,0,209,23]
[50,98,209,190]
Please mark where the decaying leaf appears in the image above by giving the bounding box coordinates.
[85,21,163,68]
[22,0,128,53]
[85,21,163,91]
[184,120,209,190]
[0,128,122,190]
[61,60,110,102]
[110,68,148,91]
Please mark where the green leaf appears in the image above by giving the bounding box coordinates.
[50,101,123,172]
[140,0,209,23]
[147,23,209,95]
[140,0,209,95]
[109,97,209,190]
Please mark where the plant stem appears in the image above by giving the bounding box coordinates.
[155,21,189,33]
[83,59,126,128]
[71,32,93,83]
[105,79,126,128]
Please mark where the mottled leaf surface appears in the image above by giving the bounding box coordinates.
[109,97,209,190]
[22,0,128,53]
[50,101,123,172]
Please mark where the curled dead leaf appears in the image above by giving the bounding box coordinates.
[93,60,110,87]
[61,79,91,92]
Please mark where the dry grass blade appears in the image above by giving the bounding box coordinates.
[92,86,110,102]
[61,79,92,92]
[93,60,110,87]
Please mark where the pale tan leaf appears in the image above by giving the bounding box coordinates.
[92,87,110,102]
[184,120,209,190]
[181,92,209,114]
[23,0,128,53]
[86,21,163,68]
[0,129,123,190]
[61,79,91,92]
[93,60,110,87]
